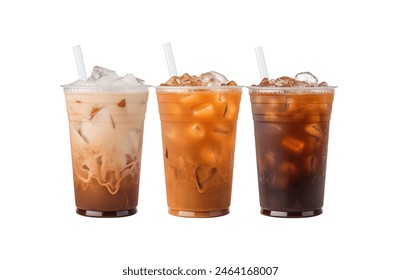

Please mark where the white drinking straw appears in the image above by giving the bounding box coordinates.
[254,46,269,80]
[72,45,87,80]
[163,42,178,77]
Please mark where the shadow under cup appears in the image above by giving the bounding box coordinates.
[249,87,335,218]
[63,85,149,217]
[156,86,242,218]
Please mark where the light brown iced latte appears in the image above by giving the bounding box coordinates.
[63,66,149,217]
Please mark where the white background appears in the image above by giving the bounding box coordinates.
[1,0,400,279]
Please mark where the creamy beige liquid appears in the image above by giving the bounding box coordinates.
[65,90,148,216]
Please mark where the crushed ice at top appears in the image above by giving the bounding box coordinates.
[69,66,145,86]
[254,72,328,87]
[161,71,237,86]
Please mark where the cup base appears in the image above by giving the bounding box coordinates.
[168,208,229,218]
[76,208,137,218]
[261,208,322,218]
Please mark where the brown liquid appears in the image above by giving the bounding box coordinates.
[65,91,148,217]
[250,88,334,217]
[157,88,242,217]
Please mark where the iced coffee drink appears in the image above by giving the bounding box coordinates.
[63,66,149,217]
[249,72,335,217]
[156,72,242,217]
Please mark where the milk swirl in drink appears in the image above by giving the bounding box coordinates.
[63,66,149,217]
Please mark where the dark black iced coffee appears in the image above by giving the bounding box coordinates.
[249,72,335,217]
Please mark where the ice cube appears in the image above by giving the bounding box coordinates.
[110,79,127,86]
[69,66,145,87]
[199,72,213,85]
[181,94,201,103]
[223,103,238,119]
[168,154,188,174]
[267,124,283,133]
[305,155,318,173]
[77,127,90,143]
[88,66,114,81]
[225,81,237,86]
[209,71,229,85]
[273,76,295,87]
[195,166,218,193]
[111,74,143,86]
[307,115,321,122]
[161,72,236,86]
[95,75,120,86]
[190,124,205,138]
[187,79,203,86]
[70,79,96,87]
[199,71,229,86]
[162,73,204,86]
[265,151,275,167]
[212,125,229,135]
[254,72,324,87]
[282,137,305,153]
[90,107,115,128]
[285,97,290,108]
[164,126,177,139]
[256,77,272,87]
[90,106,102,120]
[270,161,299,189]
[199,147,218,165]
[175,155,188,170]
[295,72,318,86]
[180,73,192,83]
[192,103,214,115]
[70,123,90,145]
[88,66,120,86]
[181,73,203,86]
[279,161,298,177]
[273,76,308,87]
[305,136,320,153]
[305,123,323,139]
[218,95,226,102]
[78,122,95,144]
[161,75,181,86]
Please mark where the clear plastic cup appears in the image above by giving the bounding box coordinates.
[63,85,149,217]
[156,86,242,218]
[249,86,335,217]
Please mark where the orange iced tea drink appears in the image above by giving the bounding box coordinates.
[156,80,242,217]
